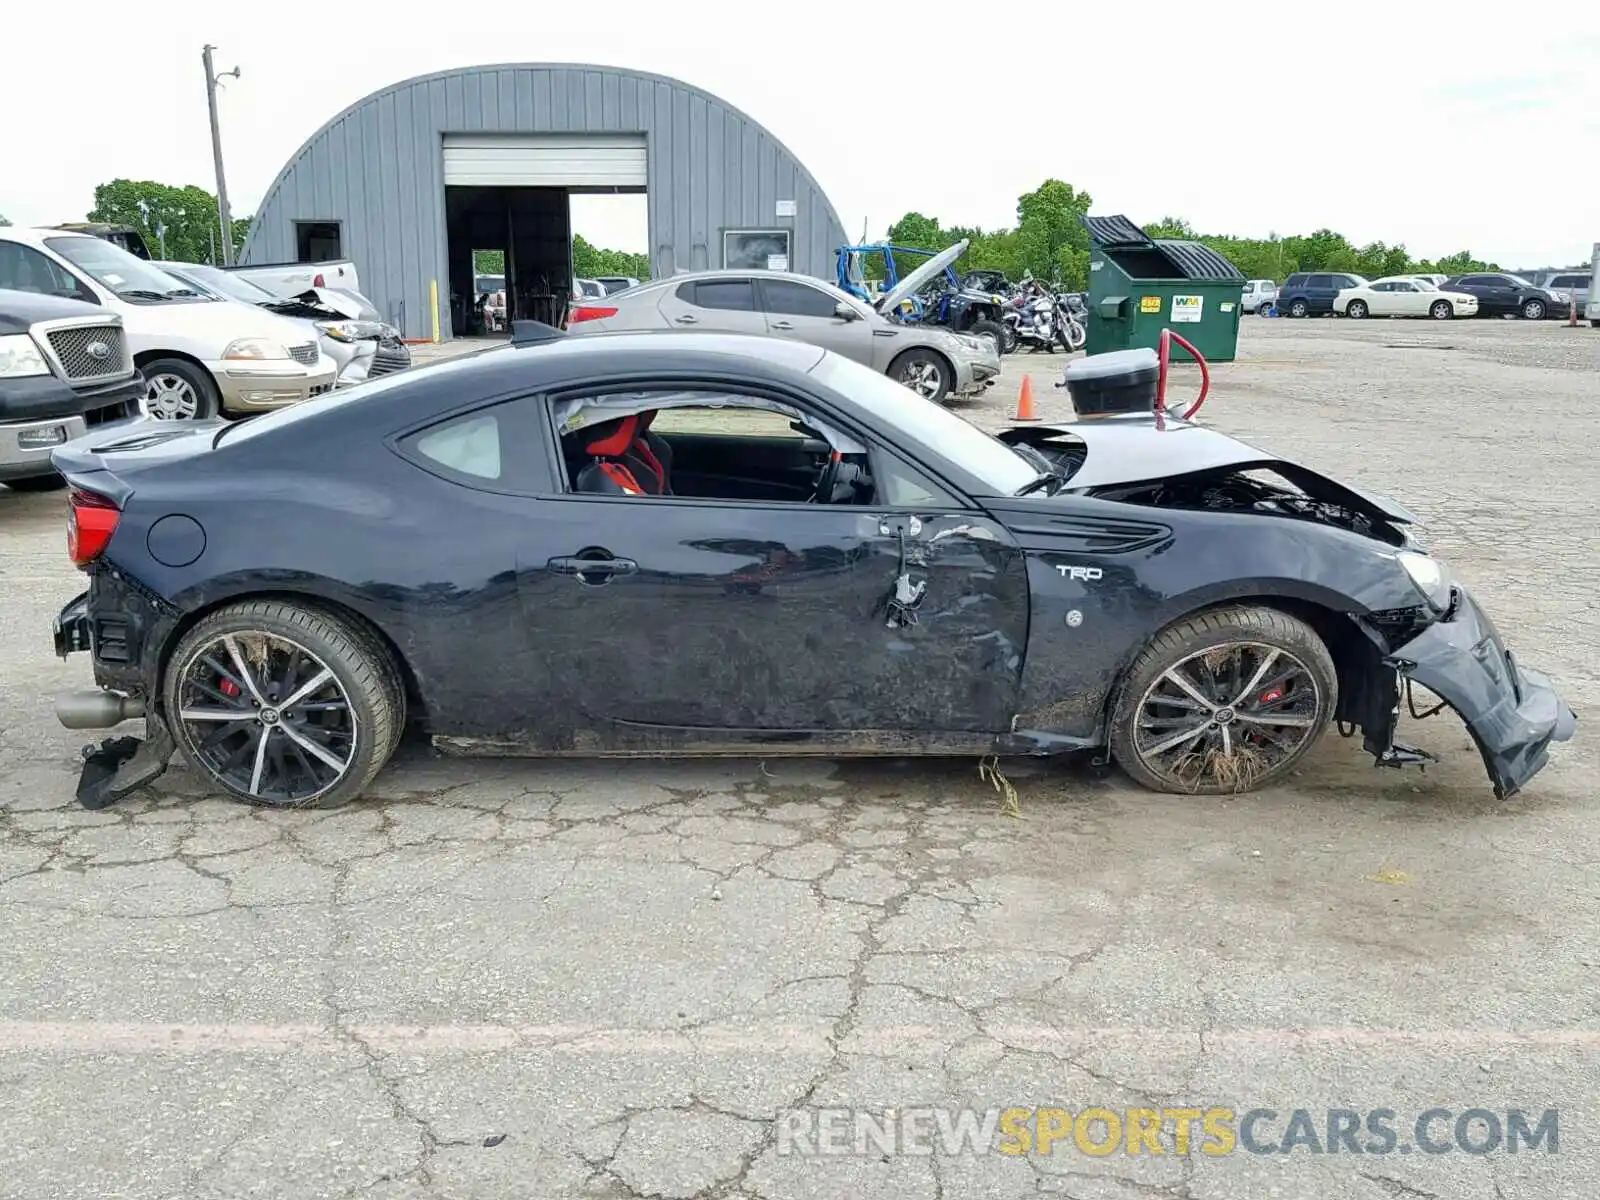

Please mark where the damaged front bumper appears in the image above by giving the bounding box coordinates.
[1386,588,1576,798]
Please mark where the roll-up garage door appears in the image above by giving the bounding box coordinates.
[441,134,648,188]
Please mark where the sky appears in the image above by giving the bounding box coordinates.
[3,1,1598,269]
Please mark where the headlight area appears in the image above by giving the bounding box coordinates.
[1396,550,1455,614]
[223,337,291,361]
[316,320,385,342]
[0,334,50,378]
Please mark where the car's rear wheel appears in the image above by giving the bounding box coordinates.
[1430,300,1454,320]
[163,600,404,808]
[889,349,953,403]
[1346,299,1368,319]
[1109,606,1336,795]
[1520,298,1546,320]
[1288,299,1309,318]
[142,357,220,421]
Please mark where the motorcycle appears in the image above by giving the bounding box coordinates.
[1003,281,1085,353]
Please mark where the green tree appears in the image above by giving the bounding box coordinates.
[571,234,649,280]
[1014,179,1093,287]
[88,179,246,262]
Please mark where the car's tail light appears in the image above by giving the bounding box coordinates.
[567,305,617,324]
[67,488,120,567]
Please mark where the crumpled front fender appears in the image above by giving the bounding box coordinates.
[1387,589,1576,798]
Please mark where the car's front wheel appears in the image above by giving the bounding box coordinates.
[1430,300,1454,320]
[1520,298,1546,320]
[1109,605,1337,795]
[142,357,221,421]
[1346,299,1368,319]
[163,600,405,807]
[889,349,953,403]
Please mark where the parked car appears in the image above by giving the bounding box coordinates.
[0,289,145,490]
[48,330,1573,810]
[1440,273,1561,320]
[566,246,999,403]
[50,223,153,260]
[1333,276,1478,320]
[1276,272,1368,318]
[220,259,361,299]
[1541,270,1590,316]
[595,276,640,294]
[574,279,607,300]
[1411,274,1448,287]
[1240,279,1278,313]
[155,261,411,387]
[0,227,336,421]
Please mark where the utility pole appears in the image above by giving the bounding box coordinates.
[202,45,241,264]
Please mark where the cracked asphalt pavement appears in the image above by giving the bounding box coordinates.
[2,319,1597,1199]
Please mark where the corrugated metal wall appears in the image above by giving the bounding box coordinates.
[240,64,848,341]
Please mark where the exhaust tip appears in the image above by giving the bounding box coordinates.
[56,691,144,730]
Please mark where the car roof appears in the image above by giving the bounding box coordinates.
[0,226,73,247]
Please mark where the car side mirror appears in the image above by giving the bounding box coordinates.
[834,302,859,321]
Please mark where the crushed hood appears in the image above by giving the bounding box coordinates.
[998,414,1420,524]
[263,286,379,322]
[877,239,968,314]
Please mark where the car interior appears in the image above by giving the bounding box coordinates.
[558,403,876,505]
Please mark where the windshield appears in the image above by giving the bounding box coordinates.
[808,352,1037,495]
[45,236,209,302]
[176,262,276,303]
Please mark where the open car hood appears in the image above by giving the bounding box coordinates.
[876,240,968,314]
[997,414,1421,525]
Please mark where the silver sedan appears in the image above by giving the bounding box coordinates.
[566,259,999,405]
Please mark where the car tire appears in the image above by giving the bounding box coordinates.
[142,357,221,421]
[1346,300,1368,319]
[1520,298,1546,320]
[888,349,953,403]
[1000,323,1019,354]
[1430,300,1454,320]
[4,473,67,492]
[1108,605,1337,796]
[163,599,405,808]
[969,319,1006,359]
[1288,299,1309,318]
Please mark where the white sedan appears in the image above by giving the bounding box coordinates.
[1335,276,1478,320]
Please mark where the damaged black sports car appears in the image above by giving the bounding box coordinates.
[49,328,1574,809]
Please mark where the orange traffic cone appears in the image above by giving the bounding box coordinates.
[1014,373,1039,421]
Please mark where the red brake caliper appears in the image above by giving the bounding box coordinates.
[220,678,242,698]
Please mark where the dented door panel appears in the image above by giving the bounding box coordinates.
[515,501,1028,738]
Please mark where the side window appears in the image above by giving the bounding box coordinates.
[395,397,552,493]
[411,413,502,480]
[690,279,756,312]
[1307,275,1332,289]
[758,279,841,318]
[1369,282,1390,292]
[0,242,88,299]
[647,406,804,439]
[875,451,959,508]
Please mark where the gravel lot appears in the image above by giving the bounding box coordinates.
[3,318,1596,1199]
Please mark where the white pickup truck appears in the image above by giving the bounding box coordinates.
[221,259,362,299]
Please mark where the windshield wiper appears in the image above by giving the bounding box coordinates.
[117,288,171,300]
[164,287,201,297]
[1015,470,1064,497]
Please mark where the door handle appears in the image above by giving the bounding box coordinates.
[674,314,699,325]
[770,320,794,330]
[548,555,638,579]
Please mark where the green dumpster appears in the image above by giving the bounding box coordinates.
[1081,214,1246,362]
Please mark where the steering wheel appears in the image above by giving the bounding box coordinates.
[810,450,842,504]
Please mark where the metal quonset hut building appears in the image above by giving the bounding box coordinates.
[240,63,848,341]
